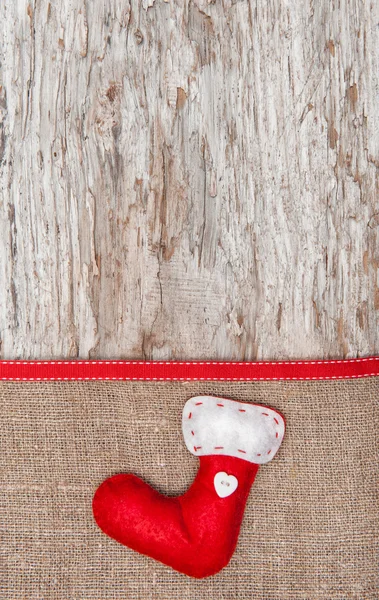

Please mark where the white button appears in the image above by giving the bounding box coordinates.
[214,472,238,498]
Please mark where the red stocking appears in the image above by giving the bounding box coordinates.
[93,396,285,579]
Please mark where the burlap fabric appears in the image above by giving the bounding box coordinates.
[1,379,378,599]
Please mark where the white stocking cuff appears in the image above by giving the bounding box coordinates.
[182,396,285,465]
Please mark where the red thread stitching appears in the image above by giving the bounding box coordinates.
[238,449,247,454]
[273,417,279,425]
[195,402,203,406]
[214,446,224,450]
[217,403,224,407]
[262,413,269,416]
[238,409,246,412]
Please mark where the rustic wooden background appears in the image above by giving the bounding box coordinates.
[0,0,378,360]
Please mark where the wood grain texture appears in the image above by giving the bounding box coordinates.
[0,0,378,360]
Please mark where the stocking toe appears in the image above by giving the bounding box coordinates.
[92,473,137,540]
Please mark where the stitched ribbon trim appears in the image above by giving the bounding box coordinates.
[0,357,378,381]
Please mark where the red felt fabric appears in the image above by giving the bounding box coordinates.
[93,455,259,578]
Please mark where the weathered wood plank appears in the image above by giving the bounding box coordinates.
[0,0,378,360]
